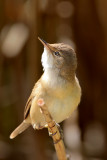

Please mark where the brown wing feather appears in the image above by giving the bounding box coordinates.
[24,95,34,119]
[24,80,41,119]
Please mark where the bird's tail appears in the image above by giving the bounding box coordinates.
[10,121,30,139]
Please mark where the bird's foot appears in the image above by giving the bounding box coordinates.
[33,123,44,130]
[56,123,64,140]
[48,123,64,140]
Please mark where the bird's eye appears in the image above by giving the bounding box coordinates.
[54,51,60,56]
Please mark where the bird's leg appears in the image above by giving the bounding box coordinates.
[48,127,53,136]
[48,123,64,140]
[33,124,36,130]
[56,123,64,140]
[33,123,44,130]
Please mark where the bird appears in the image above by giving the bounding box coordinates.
[10,37,81,139]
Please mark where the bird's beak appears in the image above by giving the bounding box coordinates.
[38,37,54,52]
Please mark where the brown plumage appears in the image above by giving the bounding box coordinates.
[10,38,81,139]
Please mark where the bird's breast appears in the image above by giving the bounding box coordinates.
[45,80,81,123]
[30,75,81,127]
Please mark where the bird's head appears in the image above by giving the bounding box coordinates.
[38,37,77,80]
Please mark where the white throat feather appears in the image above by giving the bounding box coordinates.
[41,48,66,88]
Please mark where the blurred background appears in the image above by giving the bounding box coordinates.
[0,0,107,160]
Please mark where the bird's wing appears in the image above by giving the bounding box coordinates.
[24,94,34,119]
[24,81,41,119]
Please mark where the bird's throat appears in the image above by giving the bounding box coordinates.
[42,68,67,89]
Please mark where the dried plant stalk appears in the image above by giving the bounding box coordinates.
[37,98,67,160]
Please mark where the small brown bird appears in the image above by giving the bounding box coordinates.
[10,37,81,139]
